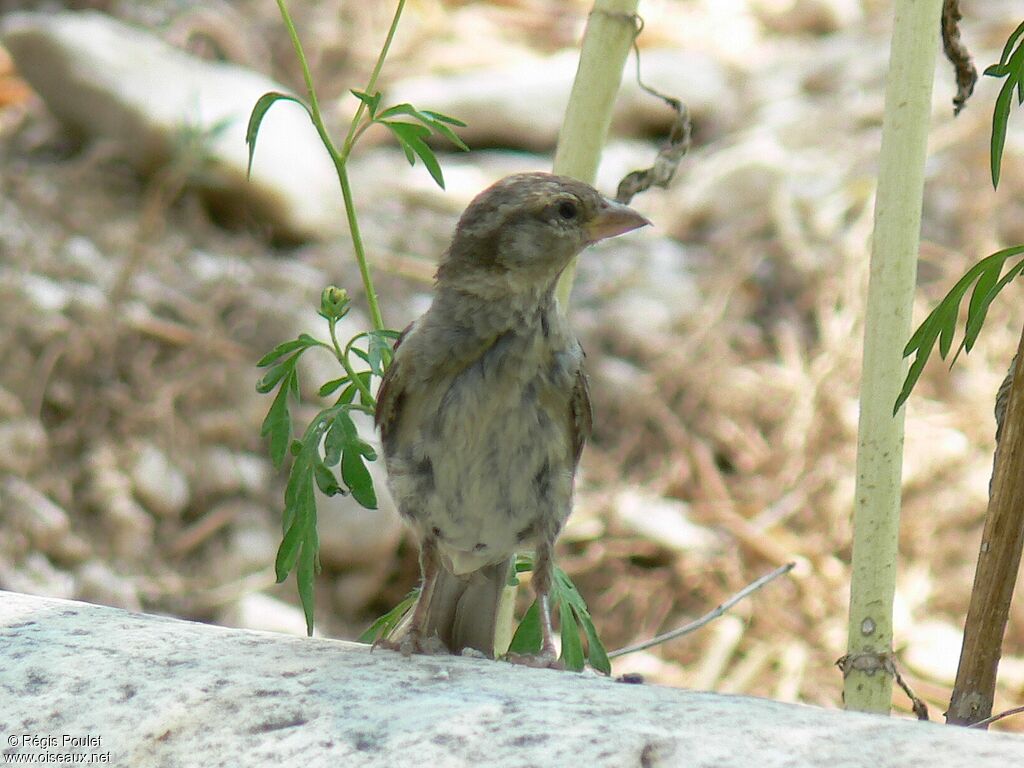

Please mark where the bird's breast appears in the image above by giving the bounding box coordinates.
[384,324,581,574]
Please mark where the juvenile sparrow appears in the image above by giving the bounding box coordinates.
[375,172,649,663]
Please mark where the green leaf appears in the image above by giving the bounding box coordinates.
[260,380,294,468]
[342,448,377,509]
[319,376,349,397]
[936,297,959,359]
[246,92,310,178]
[558,596,585,672]
[332,408,359,441]
[256,358,293,393]
[963,255,1024,356]
[351,89,382,118]
[323,411,347,466]
[282,449,312,527]
[507,600,542,656]
[358,589,419,644]
[581,612,611,675]
[257,336,318,367]
[420,109,468,127]
[368,329,398,374]
[425,120,469,152]
[376,102,431,122]
[314,462,342,496]
[897,246,1024,413]
[383,121,446,188]
[960,262,1002,357]
[296,519,318,636]
[338,382,358,405]
[992,76,1015,189]
[275,508,306,581]
[998,20,1024,67]
[375,104,469,152]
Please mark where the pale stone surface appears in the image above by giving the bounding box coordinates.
[218,592,310,637]
[386,48,735,151]
[1,477,69,553]
[3,591,1024,767]
[131,443,190,519]
[1,11,343,241]
[0,418,48,476]
[74,560,141,612]
[614,486,720,553]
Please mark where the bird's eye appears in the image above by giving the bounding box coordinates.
[557,200,578,220]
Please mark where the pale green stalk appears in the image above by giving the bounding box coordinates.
[496,0,640,660]
[845,0,942,713]
[552,0,640,306]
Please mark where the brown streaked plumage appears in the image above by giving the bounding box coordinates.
[375,172,648,663]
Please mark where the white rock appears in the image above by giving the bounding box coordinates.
[387,48,734,151]
[0,386,24,419]
[901,619,965,686]
[0,553,75,599]
[61,234,106,277]
[75,560,141,611]
[1,477,69,554]
[6,591,1024,766]
[218,592,310,637]
[19,272,70,312]
[86,444,155,557]
[222,511,280,575]
[2,11,344,241]
[194,448,270,498]
[131,443,190,518]
[614,487,720,554]
[317,485,405,570]
[0,418,48,475]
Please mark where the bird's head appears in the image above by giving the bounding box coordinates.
[436,172,650,297]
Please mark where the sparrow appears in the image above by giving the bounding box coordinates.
[374,172,649,664]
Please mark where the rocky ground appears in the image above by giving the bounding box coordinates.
[2,0,1024,728]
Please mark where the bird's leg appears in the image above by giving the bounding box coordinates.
[375,536,445,655]
[533,541,559,662]
[507,539,564,669]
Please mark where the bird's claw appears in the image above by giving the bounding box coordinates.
[504,649,564,670]
[373,631,448,657]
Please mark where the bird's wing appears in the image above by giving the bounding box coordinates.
[374,323,413,447]
[570,362,593,467]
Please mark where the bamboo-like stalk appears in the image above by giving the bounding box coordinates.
[947,336,1024,726]
[844,0,943,714]
[553,0,640,306]
[496,0,639,657]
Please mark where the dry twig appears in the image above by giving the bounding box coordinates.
[609,562,795,659]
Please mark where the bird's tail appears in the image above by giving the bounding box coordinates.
[420,557,513,657]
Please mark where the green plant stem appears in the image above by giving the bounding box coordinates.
[275,0,396,332]
[328,322,375,405]
[552,0,640,306]
[341,0,407,161]
[276,0,331,150]
[844,0,942,714]
[338,167,385,331]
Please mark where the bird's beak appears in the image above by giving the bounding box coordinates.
[585,199,651,243]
